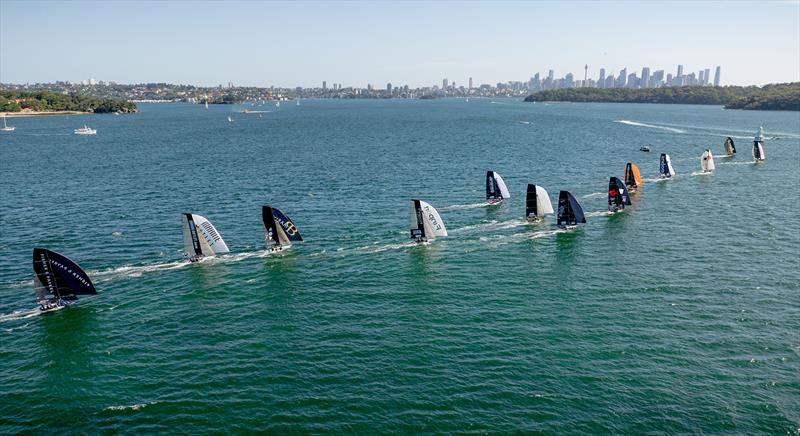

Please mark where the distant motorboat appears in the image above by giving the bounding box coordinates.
[74,125,96,135]
[639,146,651,152]
[1,114,15,131]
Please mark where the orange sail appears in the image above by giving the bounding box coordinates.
[624,162,644,191]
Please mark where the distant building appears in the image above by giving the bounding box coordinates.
[703,68,711,85]
[677,64,684,78]
[713,66,721,86]
[651,70,664,87]
[604,74,615,89]
[468,77,473,89]
[617,68,627,88]
[598,68,606,88]
[641,67,650,88]
[387,83,392,94]
[583,64,588,87]
[323,81,327,90]
[442,78,448,90]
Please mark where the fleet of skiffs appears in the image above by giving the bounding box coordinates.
[31,127,768,312]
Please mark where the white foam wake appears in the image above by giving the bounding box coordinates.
[717,161,756,166]
[614,120,686,133]
[0,308,40,323]
[585,210,613,218]
[582,192,606,199]
[443,202,493,210]
[105,402,156,412]
[690,171,714,176]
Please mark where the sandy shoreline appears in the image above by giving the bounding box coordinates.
[0,111,91,117]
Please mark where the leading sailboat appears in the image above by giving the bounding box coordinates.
[485,171,511,205]
[33,248,97,312]
[556,191,586,229]
[262,206,303,252]
[525,184,554,221]
[409,200,448,243]
[753,126,765,162]
[181,213,230,262]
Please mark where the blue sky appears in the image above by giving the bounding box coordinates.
[1,1,798,87]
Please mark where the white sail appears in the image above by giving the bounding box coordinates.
[181,213,229,258]
[701,150,715,172]
[665,154,675,176]
[753,127,765,161]
[535,185,554,215]
[418,200,447,238]
[493,172,511,199]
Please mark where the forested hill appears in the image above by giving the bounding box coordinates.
[0,90,137,113]
[523,83,800,111]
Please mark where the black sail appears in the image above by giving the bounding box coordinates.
[557,190,586,226]
[410,199,426,240]
[32,248,96,304]
[262,206,280,246]
[526,184,538,218]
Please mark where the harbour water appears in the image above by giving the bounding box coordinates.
[1,100,799,433]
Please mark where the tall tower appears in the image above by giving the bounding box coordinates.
[599,68,606,88]
[468,77,473,90]
[583,64,588,87]
[713,66,721,87]
[443,78,448,89]
[677,64,684,78]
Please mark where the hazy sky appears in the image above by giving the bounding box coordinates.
[1,0,798,87]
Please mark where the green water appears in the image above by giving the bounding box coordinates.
[1,100,799,433]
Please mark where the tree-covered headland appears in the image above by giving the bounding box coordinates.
[524,83,800,111]
[0,90,137,113]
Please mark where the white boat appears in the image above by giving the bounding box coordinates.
[409,200,448,243]
[701,149,715,172]
[74,125,97,135]
[658,153,675,178]
[486,171,511,204]
[753,126,765,161]
[181,213,230,262]
[1,114,15,131]
[296,100,300,106]
[205,101,209,109]
[276,101,280,108]
[525,184,554,221]
[227,116,233,123]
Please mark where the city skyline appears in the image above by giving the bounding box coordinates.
[1,1,798,87]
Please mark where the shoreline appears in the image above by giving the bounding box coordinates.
[0,111,91,117]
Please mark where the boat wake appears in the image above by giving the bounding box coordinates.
[443,202,493,210]
[452,218,528,233]
[478,229,567,247]
[717,161,756,166]
[0,308,41,323]
[518,121,531,125]
[690,171,714,176]
[614,120,686,134]
[104,402,157,412]
[585,210,613,218]
[348,241,418,254]
[581,192,606,199]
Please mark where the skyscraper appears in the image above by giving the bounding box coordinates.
[677,64,684,78]
[713,66,721,86]
[322,81,327,90]
[599,68,606,89]
[617,68,627,88]
[387,83,392,94]
[468,77,473,89]
[704,68,711,85]
[641,67,651,88]
[443,78,448,90]
[699,70,705,84]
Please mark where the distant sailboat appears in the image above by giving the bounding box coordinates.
[227,116,233,123]
[276,101,280,108]
[624,162,643,193]
[205,101,209,109]
[466,98,469,103]
[753,126,765,161]
[608,177,631,213]
[296,100,300,106]
[701,149,715,172]
[409,200,448,243]
[556,191,586,229]
[181,213,230,262]
[1,114,15,131]
[658,153,675,178]
[486,171,511,204]
[525,184,554,221]
[262,206,303,251]
[724,137,736,156]
[33,248,97,312]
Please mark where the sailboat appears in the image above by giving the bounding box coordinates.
[205,101,209,109]
[701,149,715,172]
[296,100,300,106]
[486,171,511,204]
[1,114,15,131]
[275,101,280,108]
[227,116,233,123]
[181,213,230,262]
[753,126,765,162]
[724,137,736,156]
[262,206,303,252]
[525,184,554,221]
[658,153,675,178]
[624,162,643,193]
[33,248,97,312]
[556,191,586,229]
[409,200,448,243]
[608,177,631,213]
